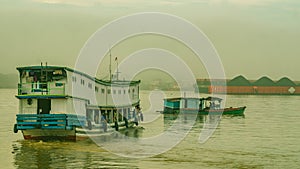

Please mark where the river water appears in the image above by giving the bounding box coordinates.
[0,89,300,169]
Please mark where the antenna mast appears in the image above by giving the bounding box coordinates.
[109,48,112,81]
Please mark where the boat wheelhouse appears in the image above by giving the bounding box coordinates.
[163,97,200,114]
[14,64,141,140]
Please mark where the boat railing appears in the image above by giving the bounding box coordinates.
[18,82,66,96]
[16,114,86,130]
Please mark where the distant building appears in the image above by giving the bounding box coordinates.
[197,76,300,95]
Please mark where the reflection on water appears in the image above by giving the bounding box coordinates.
[12,139,140,169]
[12,127,150,169]
[163,113,244,130]
[163,113,204,129]
[12,114,246,169]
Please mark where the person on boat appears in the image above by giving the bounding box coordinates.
[211,101,215,109]
[134,106,139,126]
[138,107,144,122]
[101,113,108,132]
[199,101,203,111]
[133,105,142,126]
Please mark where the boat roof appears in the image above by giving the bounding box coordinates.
[17,65,66,71]
[16,65,140,86]
[164,96,223,102]
[200,96,223,101]
[164,97,200,102]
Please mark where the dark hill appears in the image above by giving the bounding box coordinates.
[0,74,18,88]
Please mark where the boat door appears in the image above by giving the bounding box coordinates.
[37,99,51,114]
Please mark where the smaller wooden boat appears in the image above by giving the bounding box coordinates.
[163,96,246,115]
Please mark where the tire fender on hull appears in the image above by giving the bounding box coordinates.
[13,124,18,133]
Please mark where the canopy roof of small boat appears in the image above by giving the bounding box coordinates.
[200,96,223,101]
[164,97,200,102]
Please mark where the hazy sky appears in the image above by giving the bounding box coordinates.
[1,0,300,80]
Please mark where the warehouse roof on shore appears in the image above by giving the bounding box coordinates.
[276,77,296,86]
[228,75,252,86]
[253,76,276,86]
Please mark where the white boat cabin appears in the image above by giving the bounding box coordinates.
[16,65,140,126]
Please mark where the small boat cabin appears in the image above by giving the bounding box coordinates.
[163,97,200,113]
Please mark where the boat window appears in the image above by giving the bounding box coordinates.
[128,89,130,93]
[24,71,34,83]
[53,70,62,75]
[95,86,99,92]
[118,90,121,94]
[124,90,126,94]
[72,76,76,82]
[107,89,111,94]
[52,69,66,81]
[101,88,105,94]
[88,83,92,89]
[21,68,67,84]
[132,89,135,98]
[55,82,63,87]
[81,79,85,85]
[113,90,116,94]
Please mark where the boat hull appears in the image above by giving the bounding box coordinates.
[163,106,246,115]
[199,106,246,115]
[21,122,137,141]
[22,129,76,141]
[75,121,136,140]
[15,113,139,141]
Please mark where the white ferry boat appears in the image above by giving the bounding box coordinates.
[13,64,142,141]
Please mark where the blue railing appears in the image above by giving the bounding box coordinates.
[16,114,86,130]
